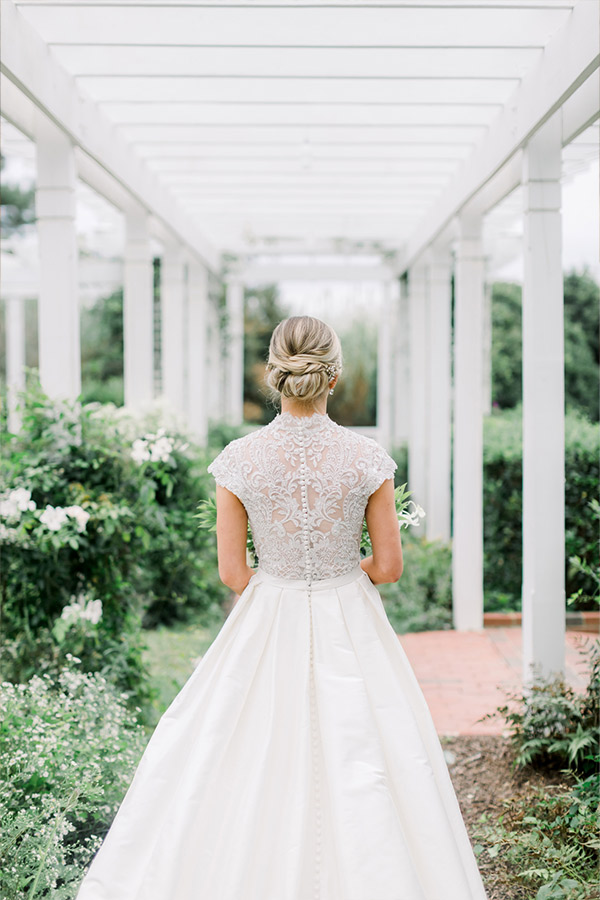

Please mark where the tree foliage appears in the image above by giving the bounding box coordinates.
[243,283,289,424]
[80,289,124,406]
[492,271,599,421]
[0,154,36,237]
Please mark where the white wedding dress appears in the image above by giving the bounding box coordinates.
[77,411,488,900]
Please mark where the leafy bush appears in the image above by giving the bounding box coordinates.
[475,642,600,899]
[80,289,124,407]
[378,529,453,633]
[481,641,599,775]
[1,386,229,709]
[483,406,599,611]
[475,782,600,900]
[0,664,146,900]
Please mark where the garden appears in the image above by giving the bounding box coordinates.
[1,377,598,898]
[0,268,599,899]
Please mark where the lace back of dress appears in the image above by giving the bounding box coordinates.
[208,411,397,582]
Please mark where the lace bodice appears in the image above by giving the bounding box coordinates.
[208,412,396,581]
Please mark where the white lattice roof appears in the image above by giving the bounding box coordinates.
[3,0,598,260]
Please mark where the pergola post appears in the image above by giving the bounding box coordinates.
[407,263,429,510]
[377,279,396,450]
[124,208,154,411]
[482,278,493,416]
[186,259,209,444]
[35,116,80,399]
[5,295,26,433]
[521,113,566,682]
[225,278,244,426]
[425,248,452,543]
[452,214,485,631]
[206,294,223,422]
[161,245,187,418]
[393,275,410,447]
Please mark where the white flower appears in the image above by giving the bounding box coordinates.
[399,501,426,530]
[40,505,69,531]
[61,595,103,626]
[131,431,175,465]
[131,438,151,465]
[0,487,36,520]
[149,435,174,463]
[64,505,90,532]
[39,504,90,532]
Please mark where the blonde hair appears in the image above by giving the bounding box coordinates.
[266,316,343,404]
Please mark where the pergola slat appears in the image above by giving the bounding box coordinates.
[16,4,573,47]
[51,45,541,78]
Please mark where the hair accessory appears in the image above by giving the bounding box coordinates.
[325,364,337,379]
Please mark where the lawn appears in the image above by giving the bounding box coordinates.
[143,617,225,726]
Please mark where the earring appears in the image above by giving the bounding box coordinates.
[329,388,334,396]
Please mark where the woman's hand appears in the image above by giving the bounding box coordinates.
[214,485,256,595]
[360,478,403,584]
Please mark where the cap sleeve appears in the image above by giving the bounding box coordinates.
[207,439,245,501]
[365,441,397,498]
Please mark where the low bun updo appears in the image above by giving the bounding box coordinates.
[266,316,343,405]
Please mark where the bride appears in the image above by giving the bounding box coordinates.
[77,315,488,899]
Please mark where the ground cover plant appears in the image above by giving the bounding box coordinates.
[472,641,600,899]
[0,662,147,900]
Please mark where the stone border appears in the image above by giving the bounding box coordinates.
[484,611,600,633]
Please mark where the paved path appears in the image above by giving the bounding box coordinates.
[398,628,597,736]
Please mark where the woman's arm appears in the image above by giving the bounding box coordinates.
[360,478,404,584]
[214,484,256,595]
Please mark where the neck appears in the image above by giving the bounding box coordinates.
[280,396,328,417]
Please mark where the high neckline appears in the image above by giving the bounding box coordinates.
[272,411,331,430]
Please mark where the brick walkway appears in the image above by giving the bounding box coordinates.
[398,628,597,736]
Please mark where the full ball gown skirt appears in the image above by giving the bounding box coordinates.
[76,565,488,900]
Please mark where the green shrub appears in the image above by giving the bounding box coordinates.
[475,642,600,899]
[480,640,599,775]
[1,386,229,708]
[0,664,146,900]
[483,406,599,611]
[379,529,453,633]
[475,782,600,900]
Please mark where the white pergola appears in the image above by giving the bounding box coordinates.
[1,0,598,682]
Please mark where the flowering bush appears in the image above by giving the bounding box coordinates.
[0,664,146,899]
[130,427,187,466]
[1,386,228,710]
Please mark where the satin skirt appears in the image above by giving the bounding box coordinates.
[76,566,488,900]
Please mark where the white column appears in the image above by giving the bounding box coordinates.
[187,259,209,444]
[393,275,410,446]
[35,116,80,399]
[206,293,222,422]
[426,248,452,544]
[522,113,566,682]
[407,263,429,510]
[482,277,493,416]
[161,245,187,417]
[377,280,396,450]
[225,278,244,426]
[5,296,26,433]
[124,208,154,411]
[452,214,485,631]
